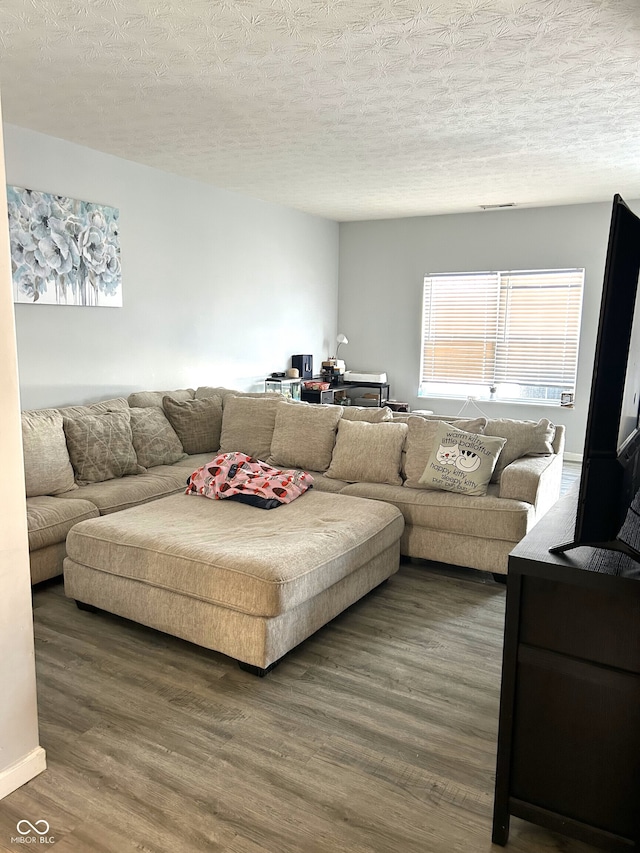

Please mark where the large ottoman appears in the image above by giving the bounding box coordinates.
[63,490,404,675]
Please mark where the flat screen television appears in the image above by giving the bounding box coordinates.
[551,194,640,562]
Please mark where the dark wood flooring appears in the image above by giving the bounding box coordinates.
[560,460,581,496]
[0,560,598,853]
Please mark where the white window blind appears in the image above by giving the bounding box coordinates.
[420,269,584,402]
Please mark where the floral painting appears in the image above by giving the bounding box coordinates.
[8,186,121,306]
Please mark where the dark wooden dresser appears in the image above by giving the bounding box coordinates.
[492,490,640,850]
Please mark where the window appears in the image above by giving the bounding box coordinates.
[419,269,584,403]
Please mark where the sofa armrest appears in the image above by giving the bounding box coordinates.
[499,453,563,517]
[551,423,566,455]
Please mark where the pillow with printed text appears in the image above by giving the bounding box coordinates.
[418,422,506,497]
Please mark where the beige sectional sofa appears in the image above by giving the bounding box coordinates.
[23,385,565,586]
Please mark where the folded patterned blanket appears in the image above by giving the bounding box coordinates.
[185,451,313,509]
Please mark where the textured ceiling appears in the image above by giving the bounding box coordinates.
[0,0,639,221]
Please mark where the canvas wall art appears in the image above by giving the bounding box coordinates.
[7,186,121,306]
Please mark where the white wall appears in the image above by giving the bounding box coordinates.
[0,102,46,800]
[338,201,640,455]
[3,124,339,410]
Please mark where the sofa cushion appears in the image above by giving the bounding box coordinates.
[62,410,145,484]
[56,470,184,514]
[127,388,195,408]
[485,418,557,482]
[340,405,393,423]
[305,471,350,493]
[168,453,216,470]
[219,395,281,460]
[418,422,506,497]
[268,401,342,473]
[403,416,487,488]
[340,481,532,543]
[143,464,194,490]
[129,406,186,468]
[162,395,223,455]
[159,461,349,493]
[325,419,408,485]
[29,542,68,585]
[22,409,77,497]
[26,495,99,551]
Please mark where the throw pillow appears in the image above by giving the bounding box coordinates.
[195,386,285,404]
[58,397,129,419]
[127,388,195,408]
[195,385,229,400]
[162,396,223,455]
[341,405,393,423]
[325,419,408,485]
[21,409,77,497]
[62,410,145,484]
[485,418,556,482]
[219,395,282,460]
[403,416,487,489]
[129,406,187,468]
[418,422,506,497]
[268,401,342,472]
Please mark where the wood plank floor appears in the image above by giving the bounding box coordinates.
[560,460,581,496]
[0,562,599,853]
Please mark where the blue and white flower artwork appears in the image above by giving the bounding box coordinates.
[8,186,122,306]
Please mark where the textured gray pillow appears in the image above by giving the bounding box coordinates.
[418,422,506,497]
[195,385,229,401]
[340,405,394,423]
[59,397,129,419]
[403,416,487,488]
[195,386,285,405]
[129,406,186,468]
[325,419,408,485]
[62,410,145,484]
[485,418,556,482]
[162,396,223,455]
[219,396,282,460]
[127,388,195,408]
[22,409,77,497]
[268,401,342,472]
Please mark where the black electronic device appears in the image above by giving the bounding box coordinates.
[291,354,313,379]
[320,365,344,384]
[551,194,640,562]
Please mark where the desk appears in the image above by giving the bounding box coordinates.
[492,490,640,850]
[343,381,390,407]
[301,380,390,407]
[300,387,340,405]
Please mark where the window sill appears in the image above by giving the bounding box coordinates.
[417,394,574,410]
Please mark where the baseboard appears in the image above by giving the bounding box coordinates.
[0,747,46,800]
[563,452,583,463]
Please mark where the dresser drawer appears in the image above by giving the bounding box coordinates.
[519,575,640,673]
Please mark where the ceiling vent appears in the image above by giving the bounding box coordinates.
[479,203,517,210]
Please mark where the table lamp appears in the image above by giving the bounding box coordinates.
[335,333,348,369]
